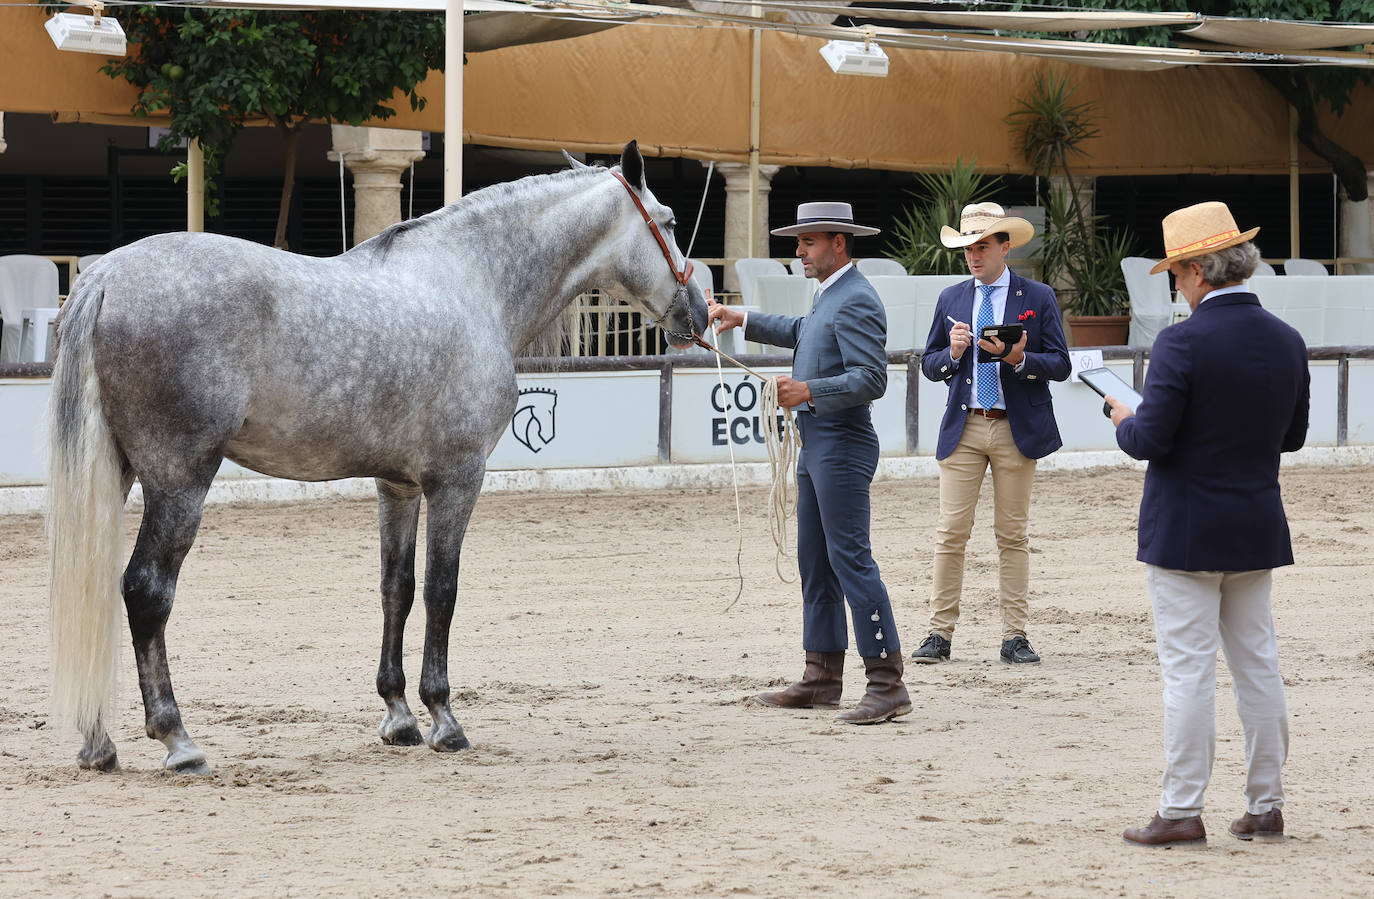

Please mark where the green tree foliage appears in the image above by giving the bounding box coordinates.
[98,8,445,245]
[1065,0,1374,202]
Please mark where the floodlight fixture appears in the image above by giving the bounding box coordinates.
[45,2,127,56]
[819,37,889,77]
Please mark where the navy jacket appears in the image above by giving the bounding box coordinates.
[920,270,1070,460]
[1116,292,1309,571]
[745,266,887,416]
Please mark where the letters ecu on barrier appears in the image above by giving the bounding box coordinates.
[1,349,1372,485]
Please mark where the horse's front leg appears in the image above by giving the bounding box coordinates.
[418,463,485,752]
[375,479,424,746]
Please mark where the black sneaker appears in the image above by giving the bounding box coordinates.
[910,633,951,664]
[1000,636,1041,664]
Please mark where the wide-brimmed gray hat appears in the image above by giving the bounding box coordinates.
[771,202,880,237]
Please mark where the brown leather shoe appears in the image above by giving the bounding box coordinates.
[755,651,844,709]
[836,655,912,725]
[1123,813,1206,848]
[1230,808,1284,841]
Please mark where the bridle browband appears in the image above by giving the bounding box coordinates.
[611,170,702,344]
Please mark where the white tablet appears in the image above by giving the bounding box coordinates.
[1078,367,1144,412]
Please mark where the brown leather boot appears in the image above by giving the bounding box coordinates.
[755,651,844,709]
[1123,813,1206,847]
[1229,808,1284,841]
[836,655,912,724]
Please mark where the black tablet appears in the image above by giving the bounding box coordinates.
[979,324,1023,360]
[1079,366,1144,412]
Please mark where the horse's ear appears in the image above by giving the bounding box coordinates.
[562,149,588,170]
[620,139,645,192]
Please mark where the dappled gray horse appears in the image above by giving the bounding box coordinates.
[48,140,707,774]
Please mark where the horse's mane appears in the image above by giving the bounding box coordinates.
[363,165,606,262]
[360,163,616,359]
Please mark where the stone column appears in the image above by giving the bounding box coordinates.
[328,126,426,245]
[716,162,780,291]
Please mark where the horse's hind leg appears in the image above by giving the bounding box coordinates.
[375,479,424,746]
[417,464,485,752]
[123,479,216,774]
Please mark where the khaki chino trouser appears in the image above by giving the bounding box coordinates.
[930,413,1036,640]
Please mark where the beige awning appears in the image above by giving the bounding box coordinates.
[1183,17,1374,51]
[7,6,1374,175]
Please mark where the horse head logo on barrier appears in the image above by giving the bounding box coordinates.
[512,387,558,452]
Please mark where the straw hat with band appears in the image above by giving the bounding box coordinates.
[771,202,880,237]
[939,202,1035,249]
[1150,201,1260,274]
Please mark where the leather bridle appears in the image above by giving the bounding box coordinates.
[610,170,705,345]
[611,170,695,288]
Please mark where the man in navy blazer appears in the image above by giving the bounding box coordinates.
[912,204,1070,667]
[707,201,911,725]
[1108,202,1309,848]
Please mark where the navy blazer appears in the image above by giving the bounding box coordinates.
[920,270,1070,460]
[745,266,887,416]
[1116,292,1309,571]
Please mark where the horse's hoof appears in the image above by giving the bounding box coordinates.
[426,725,471,753]
[166,757,213,776]
[77,740,119,772]
[164,744,211,776]
[379,725,424,747]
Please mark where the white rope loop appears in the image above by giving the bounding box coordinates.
[761,377,801,584]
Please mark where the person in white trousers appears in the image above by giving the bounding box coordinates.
[1106,202,1309,847]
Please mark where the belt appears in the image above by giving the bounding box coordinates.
[968,407,1007,419]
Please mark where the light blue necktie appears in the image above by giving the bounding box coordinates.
[975,283,1000,409]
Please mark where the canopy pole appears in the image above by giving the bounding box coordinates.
[1289,103,1300,259]
[187,138,204,232]
[445,0,464,204]
[748,22,761,258]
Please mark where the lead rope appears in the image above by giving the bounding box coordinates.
[697,335,801,611]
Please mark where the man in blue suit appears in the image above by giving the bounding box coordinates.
[913,204,1070,666]
[1109,202,1309,848]
[707,201,911,725]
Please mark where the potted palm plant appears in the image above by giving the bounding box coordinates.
[887,157,1002,275]
[1007,71,1134,346]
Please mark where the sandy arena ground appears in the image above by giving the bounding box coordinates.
[1,465,1373,896]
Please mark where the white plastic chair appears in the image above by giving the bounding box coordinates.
[788,258,806,277]
[1121,256,1173,347]
[0,264,20,363]
[1284,258,1328,277]
[1253,259,1277,277]
[0,255,61,362]
[688,259,715,302]
[734,258,788,305]
[856,257,908,278]
[77,253,104,273]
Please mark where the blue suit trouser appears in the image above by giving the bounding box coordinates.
[795,407,899,658]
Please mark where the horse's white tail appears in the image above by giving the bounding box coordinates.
[47,275,125,738]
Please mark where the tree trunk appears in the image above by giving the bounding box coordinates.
[273,123,302,250]
[1258,70,1369,202]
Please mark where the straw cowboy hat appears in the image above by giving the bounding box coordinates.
[939,202,1036,249]
[1150,201,1260,274]
[770,201,880,237]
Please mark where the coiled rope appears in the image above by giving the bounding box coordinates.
[702,335,802,610]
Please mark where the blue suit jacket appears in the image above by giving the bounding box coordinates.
[920,270,1070,460]
[1116,292,1309,571]
[744,266,887,416]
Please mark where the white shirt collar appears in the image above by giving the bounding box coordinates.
[976,266,1011,291]
[1200,284,1248,306]
[817,261,854,294]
